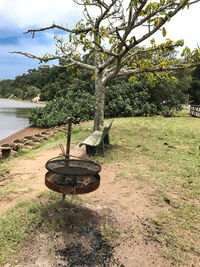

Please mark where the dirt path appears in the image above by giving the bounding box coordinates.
[1,142,174,267]
[0,144,86,214]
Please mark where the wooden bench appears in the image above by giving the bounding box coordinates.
[79,120,114,156]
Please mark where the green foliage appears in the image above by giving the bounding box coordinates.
[0,49,194,127]
[40,81,61,101]
[105,80,155,117]
[105,75,187,118]
[7,0,200,130]
[0,79,14,98]
[189,80,200,104]
[188,66,200,104]
[28,92,95,127]
[23,85,40,100]
[0,61,96,101]
[28,72,189,127]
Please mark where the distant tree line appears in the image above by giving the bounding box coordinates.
[0,53,199,127]
[189,66,200,104]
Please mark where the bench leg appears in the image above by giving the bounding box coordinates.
[86,145,97,156]
[85,144,104,157]
[101,145,104,157]
[104,134,110,147]
[97,141,104,157]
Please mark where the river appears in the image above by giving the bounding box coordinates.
[0,98,45,141]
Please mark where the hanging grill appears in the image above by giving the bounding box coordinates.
[44,118,101,199]
[45,158,101,177]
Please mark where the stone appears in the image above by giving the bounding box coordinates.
[34,133,43,137]
[24,141,35,146]
[11,150,18,156]
[1,143,10,147]
[13,139,25,144]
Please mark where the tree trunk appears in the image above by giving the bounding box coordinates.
[93,71,105,131]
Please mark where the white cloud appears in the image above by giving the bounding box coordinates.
[0,0,81,28]
[165,4,200,49]
[1,0,200,79]
[143,4,200,50]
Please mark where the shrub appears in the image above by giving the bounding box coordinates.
[28,78,184,127]
[28,92,95,127]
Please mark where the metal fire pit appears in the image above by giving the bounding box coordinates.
[44,118,101,200]
[45,172,100,195]
[45,157,101,177]
[45,156,101,195]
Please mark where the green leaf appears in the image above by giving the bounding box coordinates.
[162,27,167,37]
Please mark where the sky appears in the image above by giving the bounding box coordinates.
[0,0,200,80]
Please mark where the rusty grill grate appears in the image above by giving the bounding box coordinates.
[45,157,101,177]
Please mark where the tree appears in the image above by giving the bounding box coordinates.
[13,0,200,130]
[0,79,14,98]
[23,85,40,100]
[188,66,200,104]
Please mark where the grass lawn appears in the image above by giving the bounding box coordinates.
[0,115,200,265]
[106,116,200,262]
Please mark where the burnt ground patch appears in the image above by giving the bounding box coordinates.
[15,201,125,267]
[55,225,124,267]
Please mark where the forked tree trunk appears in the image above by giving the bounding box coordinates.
[93,71,105,131]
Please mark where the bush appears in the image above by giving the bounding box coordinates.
[104,80,158,117]
[28,78,185,127]
[28,92,95,127]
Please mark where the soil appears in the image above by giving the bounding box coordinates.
[1,129,175,267]
[0,126,46,146]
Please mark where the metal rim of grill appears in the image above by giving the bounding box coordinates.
[45,156,101,177]
[45,172,100,194]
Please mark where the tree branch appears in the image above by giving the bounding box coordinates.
[121,43,179,66]
[95,0,118,28]
[11,51,95,71]
[10,51,59,62]
[24,23,93,37]
[117,63,199,77]
[129,0,148,28]
[93,41,119,57]
[120,0,190,57]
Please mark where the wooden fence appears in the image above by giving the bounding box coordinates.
[190,105,200,118]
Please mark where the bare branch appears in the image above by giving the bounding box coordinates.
[83,5,95,26]
[121,43,179,65]
[95,0,108,9]
[13,0,200,85]
[11,51,95,71]
[119,0,189,57]
[24,23,93,37]
[117,63,200,77]
[10,51,59,62]
[188,0,200,4]
[40,62,76,68]
[93,40,119,57]
[102,58,121,84]
[115,27,128,50]
[95,0,118,28]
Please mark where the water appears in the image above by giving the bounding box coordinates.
[0,98,45,141]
